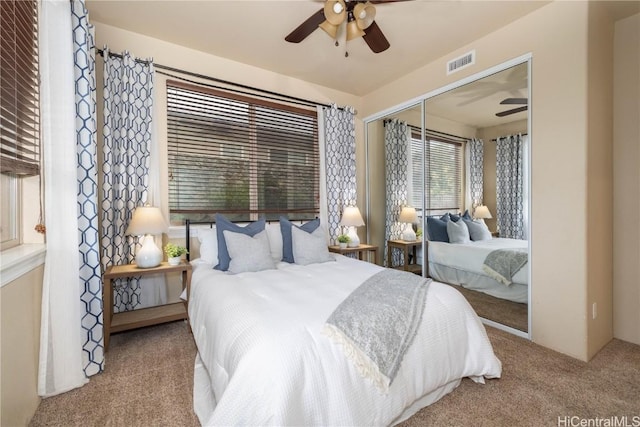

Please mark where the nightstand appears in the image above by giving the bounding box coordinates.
[102,261,192,350]
[328,244,379,264]
[387,239,422,274]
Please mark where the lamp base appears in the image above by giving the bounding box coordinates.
[135,235,163,268]
[401,223,417,241]
[346,226,360,248]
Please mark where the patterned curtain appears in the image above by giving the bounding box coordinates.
[468,138,484,211]
[384,119,410,266]
[101,49,154,312]
[321,104,356,244]
[72,0,103,376]
[496,134,525,239]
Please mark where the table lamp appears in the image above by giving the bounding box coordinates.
[125,206,168,268]
[339,206,365,247]
[473,205,492,223]
[399,206,418,241]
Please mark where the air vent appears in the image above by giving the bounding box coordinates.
[447,50,476,75]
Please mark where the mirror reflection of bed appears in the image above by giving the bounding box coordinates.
[365,60,530,335]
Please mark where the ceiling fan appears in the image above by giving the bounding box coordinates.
[496,98,528,117]
[285,0,407,55]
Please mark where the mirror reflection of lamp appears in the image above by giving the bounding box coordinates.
[339,206,365,247]
[125,206,168,268]
[473,205,492,224]
[399,206,418,241]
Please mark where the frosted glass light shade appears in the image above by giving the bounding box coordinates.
[474,205,492,219]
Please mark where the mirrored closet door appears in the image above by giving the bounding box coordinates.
[365,58,531,337]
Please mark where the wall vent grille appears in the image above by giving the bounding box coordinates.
[447,50,476,75]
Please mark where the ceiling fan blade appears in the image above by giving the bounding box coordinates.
[362,21,390,53]
[496,106,528,117]
[285,8,325,43]
[500,98,528,105]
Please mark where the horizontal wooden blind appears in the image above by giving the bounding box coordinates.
[410,131,463,212]
[0,0,39,176]
[167,81,319,223]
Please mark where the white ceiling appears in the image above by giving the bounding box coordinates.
[85,0,549,96]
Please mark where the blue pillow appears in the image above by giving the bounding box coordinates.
[462,210,472,220]
[280,217,320,263]
[214,214,266,271]
[449,210,471,222]
[426,214,450,242]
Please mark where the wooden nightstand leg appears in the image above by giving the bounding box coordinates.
[103,278,112,351]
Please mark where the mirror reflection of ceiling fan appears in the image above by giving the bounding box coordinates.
[285,0,409,55]
[496,98,528,117]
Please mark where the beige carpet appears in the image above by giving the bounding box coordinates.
[452,284,528,333]
[30,321,640,427]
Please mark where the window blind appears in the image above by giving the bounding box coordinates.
[409,131,463,213]
[0,0,39,176]
[167,81,319,223]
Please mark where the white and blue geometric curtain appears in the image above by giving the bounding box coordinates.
[467,138,484,212]
[319,104,356,244]
[72,0,103,377]
[101,49,155,312]
[496,133,525,239]
[384,119,410,266]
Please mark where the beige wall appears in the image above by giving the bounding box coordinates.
[1,266,43,426]
[612,13,640,345]
[362,1,615,361]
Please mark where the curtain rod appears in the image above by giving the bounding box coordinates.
[405,123,467,142]
[95,47,334,110]
[491,133,528,142]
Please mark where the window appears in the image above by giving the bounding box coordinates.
[409,129,463,215]
[167,81,319,224]
[0,0,40,250]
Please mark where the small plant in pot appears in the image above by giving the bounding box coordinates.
[165,243,188,265]
[337,234,351,249]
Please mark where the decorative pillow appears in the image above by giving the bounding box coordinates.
[447,218,471,244]
[426,214,450,242]
[291,225,334,266]
[449,210,471,222]
[197,227,218,265]
[214,214,266,271]
[223,230,275,274]
[463,219,492,241]
[280,217,321,263]
[265,223,284,262]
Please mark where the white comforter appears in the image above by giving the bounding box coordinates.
[188,255,502,426]
[428,238,529,285]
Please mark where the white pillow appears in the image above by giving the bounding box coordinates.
[291,225,334,266]
[463,219,492,241]
[265,223,283,262]
[223,230,276,274]
[447,219,470,244]
[197,227,218,264]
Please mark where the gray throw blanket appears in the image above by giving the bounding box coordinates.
[482,248,528,286]
[323,269,431,393]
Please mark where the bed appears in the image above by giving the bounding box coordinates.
[427,238,528,303]
[185,217,502,426]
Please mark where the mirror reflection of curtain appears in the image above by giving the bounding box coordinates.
[496,133,526,239]
[384,119,410,266]
[466,138,484,212]
[319,105,356,244]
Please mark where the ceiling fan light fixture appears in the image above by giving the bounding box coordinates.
[346,13,365,41]
[319,20,339,39]
[324,0,346,26]
[354,2,376,30]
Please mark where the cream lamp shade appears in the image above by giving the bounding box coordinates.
[399,206,418,241]
[339,206,365,247]
[125,206,168,268]
[474,205,493,220]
